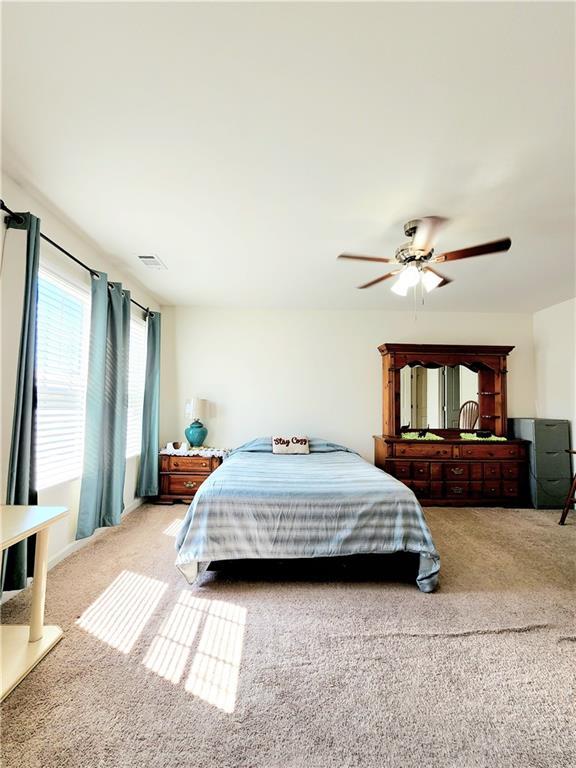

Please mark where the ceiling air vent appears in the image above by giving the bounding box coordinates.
[137,254,167,270]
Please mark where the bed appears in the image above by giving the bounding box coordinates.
[175,438,440,592]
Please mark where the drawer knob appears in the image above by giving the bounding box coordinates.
[451,486,464,494]
[183,481,197,489]
[451,467,464,475]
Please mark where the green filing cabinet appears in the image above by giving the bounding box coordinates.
[509,418,572,508]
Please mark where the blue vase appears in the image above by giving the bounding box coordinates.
[185,420,208,447]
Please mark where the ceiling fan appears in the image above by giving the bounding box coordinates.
[338,217,511,296]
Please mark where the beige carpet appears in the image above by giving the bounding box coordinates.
[1,504,574,768]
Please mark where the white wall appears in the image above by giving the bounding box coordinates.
[0,174,160,567]
[533,298,576,448]
[160,306,537,461]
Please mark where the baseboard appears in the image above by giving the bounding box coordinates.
[47,498,144,570]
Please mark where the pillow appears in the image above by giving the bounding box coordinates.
[272,436,310,454]
[230,437,357,455]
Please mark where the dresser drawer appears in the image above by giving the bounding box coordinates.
[483,463,501,479]
[406,480,430,496]
[445,482,469,499]
[165,473,208,495]
[460,444,521,460]
[394,443,452,458]
[482,481,501,497]
[502,481,519,497]
[168,456,213,473]
[412,462,430,479]
[443,463,469,480]
[386,461,411,479]
[429,481,443,498]
[501,463,520,479]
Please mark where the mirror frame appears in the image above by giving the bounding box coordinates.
[378,343,515,438]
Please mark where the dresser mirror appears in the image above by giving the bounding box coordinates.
[399,365,479,430]
[378,343,514,437]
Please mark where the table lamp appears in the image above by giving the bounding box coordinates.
[184,398,208,447]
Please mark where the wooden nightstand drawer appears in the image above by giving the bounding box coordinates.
[169,456,213,473]
[165,473,208,496]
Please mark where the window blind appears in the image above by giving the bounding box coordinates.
[126,315,147,457]
[35,267,90,490]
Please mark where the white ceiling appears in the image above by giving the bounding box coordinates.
[2,2,575,311]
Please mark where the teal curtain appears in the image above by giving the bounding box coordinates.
[77,275,131,540]
[2,213,40,591]
[136,311,161,496]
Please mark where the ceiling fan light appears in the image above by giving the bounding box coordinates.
[390,264,419,296]
[390,277,409,296]
[403,264,421,287]
[421,269,443,292]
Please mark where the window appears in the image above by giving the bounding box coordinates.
[35,268,90,490]
[126,315,147,457]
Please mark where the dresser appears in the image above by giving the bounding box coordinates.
[509,418,572,508]
[158,454,223,504]
[373,343,530,507]
[375,436,529,506]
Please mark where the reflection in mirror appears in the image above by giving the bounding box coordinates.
[400,365,479,430]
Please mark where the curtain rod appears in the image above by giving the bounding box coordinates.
[0,199,151,316]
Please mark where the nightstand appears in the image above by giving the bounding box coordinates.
[157,454,223,504]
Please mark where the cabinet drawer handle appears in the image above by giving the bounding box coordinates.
[183,481,197,489]
[451,486,464,494]
[451,467,464,475]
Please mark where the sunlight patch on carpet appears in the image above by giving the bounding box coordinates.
[162,519,183,538]
[185,599,247,713]
[76,570,167,653]
[142,591,205,683]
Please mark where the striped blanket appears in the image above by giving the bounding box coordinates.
[175,438,440,592]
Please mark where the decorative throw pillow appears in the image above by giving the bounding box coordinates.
[272,436,310,454]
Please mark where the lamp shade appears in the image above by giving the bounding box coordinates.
[185,398,206,421]
[391,264,420,296]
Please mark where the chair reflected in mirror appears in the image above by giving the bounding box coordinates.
[459,400,479,430]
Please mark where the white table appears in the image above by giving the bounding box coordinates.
[1,505,68,700]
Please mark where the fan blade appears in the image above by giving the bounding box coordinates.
[433,237,511,263]
[358,271,399,289]
[338,253,391,264]
[423,266,453,288]
[412,216,448,252]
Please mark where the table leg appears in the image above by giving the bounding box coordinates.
[29,528,49,642]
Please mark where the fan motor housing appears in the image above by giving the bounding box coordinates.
[403,219,421,238]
